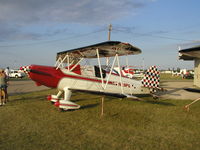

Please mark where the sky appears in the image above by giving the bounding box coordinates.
[0,0,200,70]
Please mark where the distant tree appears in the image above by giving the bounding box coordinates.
[177,67,180,72]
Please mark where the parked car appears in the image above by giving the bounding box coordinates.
[183,72,194,79]
[9,70,25,78]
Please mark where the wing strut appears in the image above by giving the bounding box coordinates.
[55,55,68,69]
[96,48,124,95]
[116,53,124,94]
[96,48,104,89]
[69,58,84,72]
[104,54,117,90]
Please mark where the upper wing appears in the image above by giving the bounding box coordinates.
[179,46,200,60]
[56,41,141,61]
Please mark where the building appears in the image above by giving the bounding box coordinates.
[179,46,200,87]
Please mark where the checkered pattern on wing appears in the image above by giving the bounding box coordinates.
[141,66,160,89]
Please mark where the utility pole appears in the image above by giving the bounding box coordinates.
[108,24,112,41]
[106,24,112,65]
[142,58,145,71]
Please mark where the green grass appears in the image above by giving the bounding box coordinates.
[160,73,192,81]
[0,89,200,150]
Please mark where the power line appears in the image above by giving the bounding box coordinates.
[0,29,106,48]
[113,28,197,42]
[1,25,198,48]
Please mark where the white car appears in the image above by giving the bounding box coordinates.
[9,70,25,78]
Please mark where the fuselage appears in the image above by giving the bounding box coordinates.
[23,65,150,95]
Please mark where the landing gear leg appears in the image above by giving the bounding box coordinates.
[54,88,80,111]
[56,91,63,98]
[63,88,72,101]
[48,91,63,104]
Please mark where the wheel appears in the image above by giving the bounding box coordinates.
[153,95,159,100]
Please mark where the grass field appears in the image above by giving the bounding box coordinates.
[160,73,192,81]
[0,89,200,150]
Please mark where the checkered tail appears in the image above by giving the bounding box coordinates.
[141,66,160,92]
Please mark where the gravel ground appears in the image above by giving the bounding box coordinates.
[7,80,200,100]
[158,80,200,100]
[8,80,49,96]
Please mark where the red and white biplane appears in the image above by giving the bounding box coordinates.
[21,41,161,111]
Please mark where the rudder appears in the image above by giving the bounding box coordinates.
[141,66,160,93]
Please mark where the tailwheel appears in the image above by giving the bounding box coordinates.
[153,95,159,100]
[151,93,160,100]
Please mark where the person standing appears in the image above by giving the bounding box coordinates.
[4,67,10,79]
[0,69,7,106]
[4,67,9,102]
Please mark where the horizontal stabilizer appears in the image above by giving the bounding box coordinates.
[123,94,143,100]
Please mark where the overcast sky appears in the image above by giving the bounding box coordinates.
[0,0,200,69]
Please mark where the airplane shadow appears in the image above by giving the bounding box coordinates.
[157,87,186,97]
[73,98,88,102]
[73,94,117,102]
[80,103,99,110]
[126,96,175,106]
[73,97,101,102]
[143,100,175,106]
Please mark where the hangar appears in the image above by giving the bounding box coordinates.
[179,46,200,87]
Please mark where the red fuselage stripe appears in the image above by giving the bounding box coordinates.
[28,65,132,88]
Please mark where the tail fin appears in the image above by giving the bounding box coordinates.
[141,66,160,93]
[20,66,31,74]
